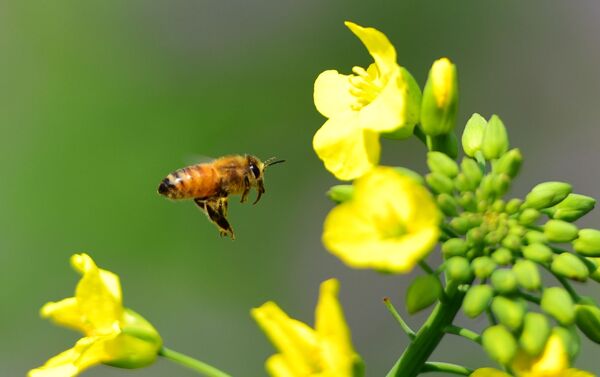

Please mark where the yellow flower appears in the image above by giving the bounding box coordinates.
[313,21,421,181]
[252,279,362,377]
[29,254,162,377]
[471,334,595,377]
[322,167,440,273]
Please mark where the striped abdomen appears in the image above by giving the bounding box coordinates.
[158,164,219,200]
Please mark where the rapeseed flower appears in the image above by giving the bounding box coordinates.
[29,253,162,377]
[313,21,421,180]
[322,167,440,273]
[252,279,362,377]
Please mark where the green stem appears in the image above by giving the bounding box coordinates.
[519,290,541,305]
[421,361,474,375]
[441,223,460,238]
[443,325,482,344]
[413,124,427,146]
[419,260,435,274]
[385,281,466,377]
[159,347,232,377]
[384,297,416,340]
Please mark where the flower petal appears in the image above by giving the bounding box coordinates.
[313,113,380,181]
[72,254,123,334]
[344,21,397,78]
[265,354,296,377]
[41,297,87,333]
[314,70,355,119]
[470,368,512,377]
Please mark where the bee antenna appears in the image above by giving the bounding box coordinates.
[264,158,286,168]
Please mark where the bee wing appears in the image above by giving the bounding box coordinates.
[183,154,216,166]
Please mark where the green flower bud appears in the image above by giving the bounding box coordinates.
[552,326,580,360]
[519,312,550,356]
[420,58,458,136]
[505,198,523,214]
[426,172,454,194]
[454,173,472,192]
[393,167,425,184]
[437,193,459,217]
[492,296,525,331]
[326,185,354,203]
[472,256,497,279]
[461,158,483,189]
[459,192,477,212]
[482,325,517,365]
[463,285,494,318]
[480,175,496,199]
[513,260,541,291]
[524,230,547,245]
[446,256,472,283]
[491,199,505,213]
[586,258,600,283]
[522,243,553,263]
[481,115,509,160]
[405,275,443,314]
[449,217,471,235]
[491,248,513,266]
[485,228,507,246]
[518,208,541,226]
[544,220,579,243]
[544,193,596,222]
[575,304,600,344]
[493,148,522,178]
[427,151,459,177]
[491,269,518,294]
[442,238,469,258]
[491,174,511,197]
[541,287,575,325]
[501,234,522,251]
[462,113,486,157]
[551,253,589,281]
[573,229,600,257]
[467,227,486,247]
[524,182,572,210]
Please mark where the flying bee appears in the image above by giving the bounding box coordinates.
[157,155,284,239]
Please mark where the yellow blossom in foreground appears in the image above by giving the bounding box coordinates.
[29,254,162,377]
[323,167,440,273]
[471,334,595,377]
[252,279,362,377]
[313,21,421,180]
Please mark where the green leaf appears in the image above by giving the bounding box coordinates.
[405,275,442,314]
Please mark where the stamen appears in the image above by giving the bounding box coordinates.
[352,66,369,78]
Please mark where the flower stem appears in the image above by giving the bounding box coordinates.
[443,325,482,344]
[422,361,474,375]
[385,281,466,377]
[159,347,232,377]
[384,297,416,339]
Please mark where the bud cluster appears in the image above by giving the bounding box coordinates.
[426,113,600,368]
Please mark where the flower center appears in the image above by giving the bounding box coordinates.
[348,66,384,111]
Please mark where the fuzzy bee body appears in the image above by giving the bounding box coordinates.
[158,155,284,239]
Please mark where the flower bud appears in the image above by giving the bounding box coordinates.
[459,192,477,212]
[461,158,483,189]
[493,148,522,178]
[524,230,547,245]
[467,227,486,247]
[518,208,540,226]
[442,238,469,258]
[505,198,523,214]
[491,248,513,266]
[575,304,600,344]
[519,312,550,356]
[544,193,596,222]
[480,175,496,199]
[472,256,497,279]
[462,113,486,157]
[541,287,575,325]
[463,285,494,318]
[501,234,521,251]
[420,58,458,136]
[522,243,553,263]
[454,173,472,192]
[551,252,589,281]
[326,185,354,203]
[481,115,509,160]
[573,229,600,257]
[491,268,518,294]
[425,172,454,194]
[427,151,458,177]
[492,296,525,331]
[544,220,578,243]
[405,275,442,314]
[524,182,572,210]
[446,256,473,283]
[491,174,511,197]
[482,325,517,365]
[512,260,541,291]
[437,193,459,217]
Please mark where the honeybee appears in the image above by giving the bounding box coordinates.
[158,155,284,239]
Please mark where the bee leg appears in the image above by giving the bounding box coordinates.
[253,180,265,205]
[205,199,235,240]
[240,177,251,203]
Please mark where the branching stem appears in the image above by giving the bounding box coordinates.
[421,361,474,375]
[443,325,482,344]
[384,297,416,340]
[159,347,232,377]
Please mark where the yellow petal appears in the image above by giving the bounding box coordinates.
[344,21,397,78]
[470,368,512,377]
[72,253,123,334]
[252,301,320,374]
[529,334,568,373]
[314,70,355,118]
[313,113,380,181]
[28,336,111,377]
[265,354,296,377]
[430,57,456,108]
[41,297,87,333]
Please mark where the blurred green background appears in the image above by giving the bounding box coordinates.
[2,1,600,376]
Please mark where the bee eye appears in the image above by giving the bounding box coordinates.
[250,164,261,178]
